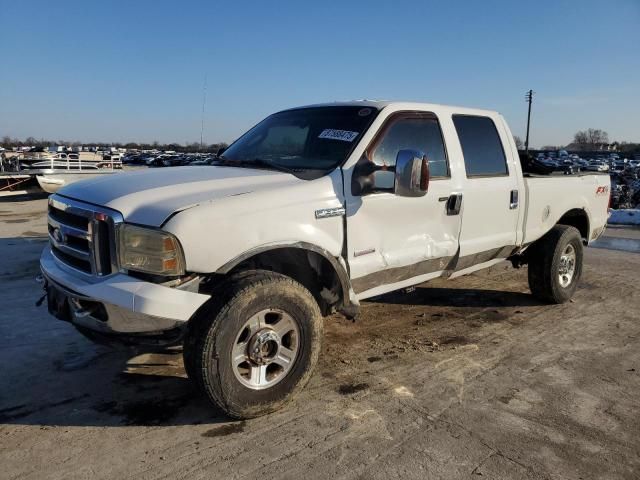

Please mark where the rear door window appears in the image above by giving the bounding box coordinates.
[452,115,508,177]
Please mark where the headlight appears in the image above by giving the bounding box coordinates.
[118,224,185,276]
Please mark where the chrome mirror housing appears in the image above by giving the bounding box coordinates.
[394,149,429,197]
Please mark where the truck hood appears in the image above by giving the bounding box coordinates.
[58,166,304,226]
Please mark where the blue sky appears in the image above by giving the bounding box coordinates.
[1,0,638,148]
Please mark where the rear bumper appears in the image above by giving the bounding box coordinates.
[40,247,210,337]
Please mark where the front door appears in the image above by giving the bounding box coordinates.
[344,111,462,298]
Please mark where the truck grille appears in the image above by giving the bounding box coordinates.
[47,195,120,276]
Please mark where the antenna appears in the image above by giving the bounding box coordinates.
[200,73,208,152]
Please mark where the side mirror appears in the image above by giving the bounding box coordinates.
[394,149,429,197]
[352,156,398,195]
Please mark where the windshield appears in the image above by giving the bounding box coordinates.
[220,106,379,177]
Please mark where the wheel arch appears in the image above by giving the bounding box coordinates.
[215,242,356,317]
[556,208,590,243]
[510,209,590,267]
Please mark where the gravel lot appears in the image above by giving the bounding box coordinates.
[1,196,639,480]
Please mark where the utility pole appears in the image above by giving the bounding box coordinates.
[525,89,534,153]
[200,73,208,152]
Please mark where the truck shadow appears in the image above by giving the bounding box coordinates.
[0,234,236,429]
[91,360,230,427]
[0,342,234,428]
[369,286,542,308]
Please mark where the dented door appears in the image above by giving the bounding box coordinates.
[344,111,462,298]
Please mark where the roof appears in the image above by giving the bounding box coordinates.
[281,100,499,116]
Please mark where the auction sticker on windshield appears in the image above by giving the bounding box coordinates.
[319,129,359,142]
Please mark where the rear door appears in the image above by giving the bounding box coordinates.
[451,114,520,273]
[345,111,462,298]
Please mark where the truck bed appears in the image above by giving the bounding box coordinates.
[522,173,610,246]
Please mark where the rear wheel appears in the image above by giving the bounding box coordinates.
[527,225,583,303]
[184,270,322,418]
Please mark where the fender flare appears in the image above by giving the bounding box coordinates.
[216,241,357,310]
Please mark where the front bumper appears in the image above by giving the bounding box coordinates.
[40,247,210,337]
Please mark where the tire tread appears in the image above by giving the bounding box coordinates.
[527,225,583,304]
[185,270,322,418]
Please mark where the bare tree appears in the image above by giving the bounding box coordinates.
[573,128,609,150]
[513,135,524,150]
[588,129,609,145]
[573,131,588,146]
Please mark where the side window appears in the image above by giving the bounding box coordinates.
[452,115,508,177]
[370,115,449,178]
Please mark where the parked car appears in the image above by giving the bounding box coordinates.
[538,158,561,169]
[576,159,590,169]
[40,101,610,419]
[585,161,608,172]
[611,162,626,173]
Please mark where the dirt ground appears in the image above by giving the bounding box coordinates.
[1,195,639,480]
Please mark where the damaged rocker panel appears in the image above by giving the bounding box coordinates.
[352,255,456,293]
[453,245,517,272]
[351,245,517,293]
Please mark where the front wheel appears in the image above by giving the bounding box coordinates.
[527,225,584,303]
[185,270,322,419]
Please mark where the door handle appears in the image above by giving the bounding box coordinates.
[446,193,463,216]
[510,189,519,209]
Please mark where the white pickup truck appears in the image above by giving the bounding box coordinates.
[41,101,610,418]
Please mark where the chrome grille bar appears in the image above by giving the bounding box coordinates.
[47,195,122,278]
[48,233,91,261]
[47,215,90,241]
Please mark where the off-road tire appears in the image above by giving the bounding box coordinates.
[527,225,583,303]
[184,270,322,419]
